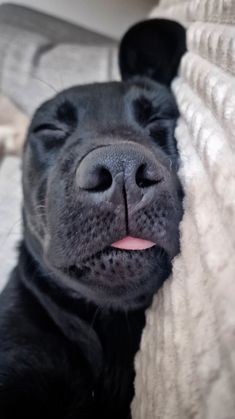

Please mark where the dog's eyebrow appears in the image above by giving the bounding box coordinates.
[56,100,78,128]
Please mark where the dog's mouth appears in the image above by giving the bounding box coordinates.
[58,242,169,309]
[45,229,172,308]
[54,231,172,284]
[64,241,167,282]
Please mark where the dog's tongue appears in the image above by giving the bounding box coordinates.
[111,236,156,250]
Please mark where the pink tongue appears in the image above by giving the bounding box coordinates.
[111,236,156,250]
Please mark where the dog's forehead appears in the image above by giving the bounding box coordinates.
[30,79,176,135]
[53,80,148,118]
[56,80,149,105]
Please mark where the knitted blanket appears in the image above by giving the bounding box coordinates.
[132,1,235,418]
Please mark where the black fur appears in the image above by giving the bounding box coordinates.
[0,20,185,418]
[119,19,186,85]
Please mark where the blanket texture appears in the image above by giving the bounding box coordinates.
[0,4,118,116]
[132,1,235,418]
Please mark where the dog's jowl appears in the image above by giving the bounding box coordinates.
[0,20,185,419]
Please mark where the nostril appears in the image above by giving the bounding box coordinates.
[135,164,162,188]
[88,167,112,192]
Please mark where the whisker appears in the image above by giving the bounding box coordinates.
[0,69,59,96]
[0,34,85,96]
[0,218,22,246]
[89,306,102,330]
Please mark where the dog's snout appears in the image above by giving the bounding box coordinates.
[76,144,164,203]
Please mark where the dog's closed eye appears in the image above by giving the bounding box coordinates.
[133,96,153,127]
[33,123,65,134]
[31,100,78,145]
[31,123,69,152]
[149,123,168,148]
[133,95,176,129]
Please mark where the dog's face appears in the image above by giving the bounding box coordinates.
[22,20,185,310]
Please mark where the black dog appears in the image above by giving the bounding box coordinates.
[0,20,185,419]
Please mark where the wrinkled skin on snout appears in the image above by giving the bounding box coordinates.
[23,78,183,310]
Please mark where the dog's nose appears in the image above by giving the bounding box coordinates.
[76,144,164,204]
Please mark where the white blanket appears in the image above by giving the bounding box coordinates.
[132,1,235,418]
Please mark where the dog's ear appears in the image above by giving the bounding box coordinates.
[119,19,186,86]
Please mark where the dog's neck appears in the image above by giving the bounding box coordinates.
[17,240,146,379]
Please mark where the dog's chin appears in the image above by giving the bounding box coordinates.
[46,245,171,310]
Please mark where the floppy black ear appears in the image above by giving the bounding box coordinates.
[119,19,186,86]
